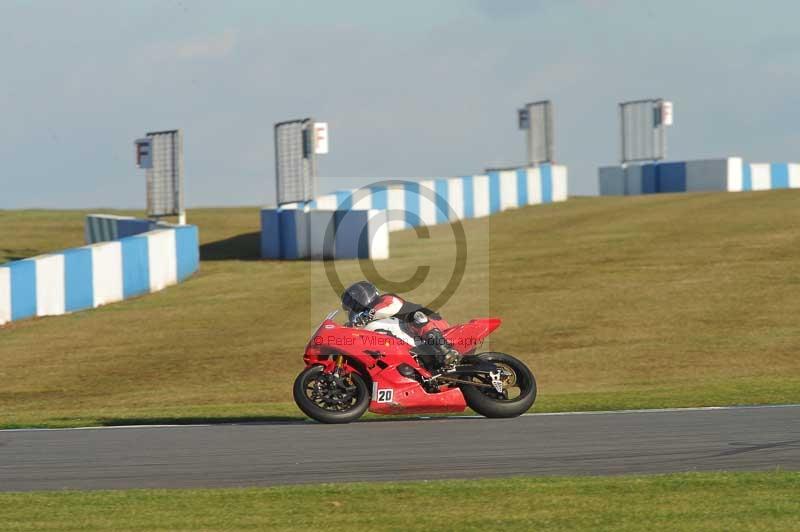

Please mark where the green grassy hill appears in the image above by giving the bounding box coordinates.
[1,190,799,428]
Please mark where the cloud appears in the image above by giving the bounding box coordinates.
[175,29,237,59]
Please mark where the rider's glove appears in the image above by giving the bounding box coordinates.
[352,309,374,327]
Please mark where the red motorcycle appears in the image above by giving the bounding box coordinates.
[293,310,537,423]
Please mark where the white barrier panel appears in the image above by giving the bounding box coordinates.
[418,180,437,226]
[552,165,568,201]
[314,194,338,210]
[527,167,543,203]
[146,230,178,292]
[750,163,771,191]
[726,158,744,192]
[386,186,407,231]
[91,241,123,307]
[351,188,373,210]
[368,209,390,260]
[447,178,464,220]
[34,254,65,317]
[790,164,800,188]
[473,175,490,218]
[499,171,518,210]
[0,267,10,325]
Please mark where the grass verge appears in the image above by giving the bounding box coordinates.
[1,472,798,531]
[2,191,800,428]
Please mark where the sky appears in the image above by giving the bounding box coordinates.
[1,0,799,209]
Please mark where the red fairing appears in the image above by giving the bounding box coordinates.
[443,318,501,355]
[303,316,502,415]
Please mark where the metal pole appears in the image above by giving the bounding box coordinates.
[526,104,533,166]
[176,130,185,224]
[308,119,318,199]
[273,123,281,206]
[658,100,667,161]
[619,103,625,165]
[545,102,554,163]
[619,103,628,194]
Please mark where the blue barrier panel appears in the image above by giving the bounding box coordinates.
[516,169,529,206]
[435,179,449,224]
[488,171,502,213]
[742,164,753,191]
[174,225,200,281]
[462,175,475,218]
[118,219,153,239]
[121,236,150,298]
[260,209,281,259]
[279,210,300,260]
[641,164,658,194]
[541,164,554,202]
[771,163,789,189]
[404,182,421,227]
[62,248,94,312]
[657,162,687,193]
[371,185,388,210]
[334,210,370,259]
[335,190,353,210]
[9,260,36,321]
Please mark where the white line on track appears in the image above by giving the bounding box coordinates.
[3,403,799,433]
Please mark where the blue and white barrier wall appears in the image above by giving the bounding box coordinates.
[0,221,199,326]
[261,165,568,260]
[308,165,568,233]
[261,206,389,260]
[599,158,800,195]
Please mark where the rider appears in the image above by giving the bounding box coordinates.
[341,281,460,369]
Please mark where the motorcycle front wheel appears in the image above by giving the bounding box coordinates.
[293,365,370,424]
[459,352,537,418]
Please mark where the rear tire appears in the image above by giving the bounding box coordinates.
[293,365,370,424]
[460,352,536,418]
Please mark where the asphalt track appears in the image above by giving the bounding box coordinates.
[1,405,799,492]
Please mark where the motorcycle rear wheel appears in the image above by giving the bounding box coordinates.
[459,352,537,418]
[293,365,370,424]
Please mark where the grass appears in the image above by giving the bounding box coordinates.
[0,472,798,531]
[1,190,800,428]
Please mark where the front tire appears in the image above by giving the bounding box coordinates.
[293,365,370,424]
[460,352,537,418]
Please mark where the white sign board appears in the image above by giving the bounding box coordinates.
[313,122,329,154]
[661,101,674,126]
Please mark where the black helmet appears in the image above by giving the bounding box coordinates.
[341,281,380,312]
